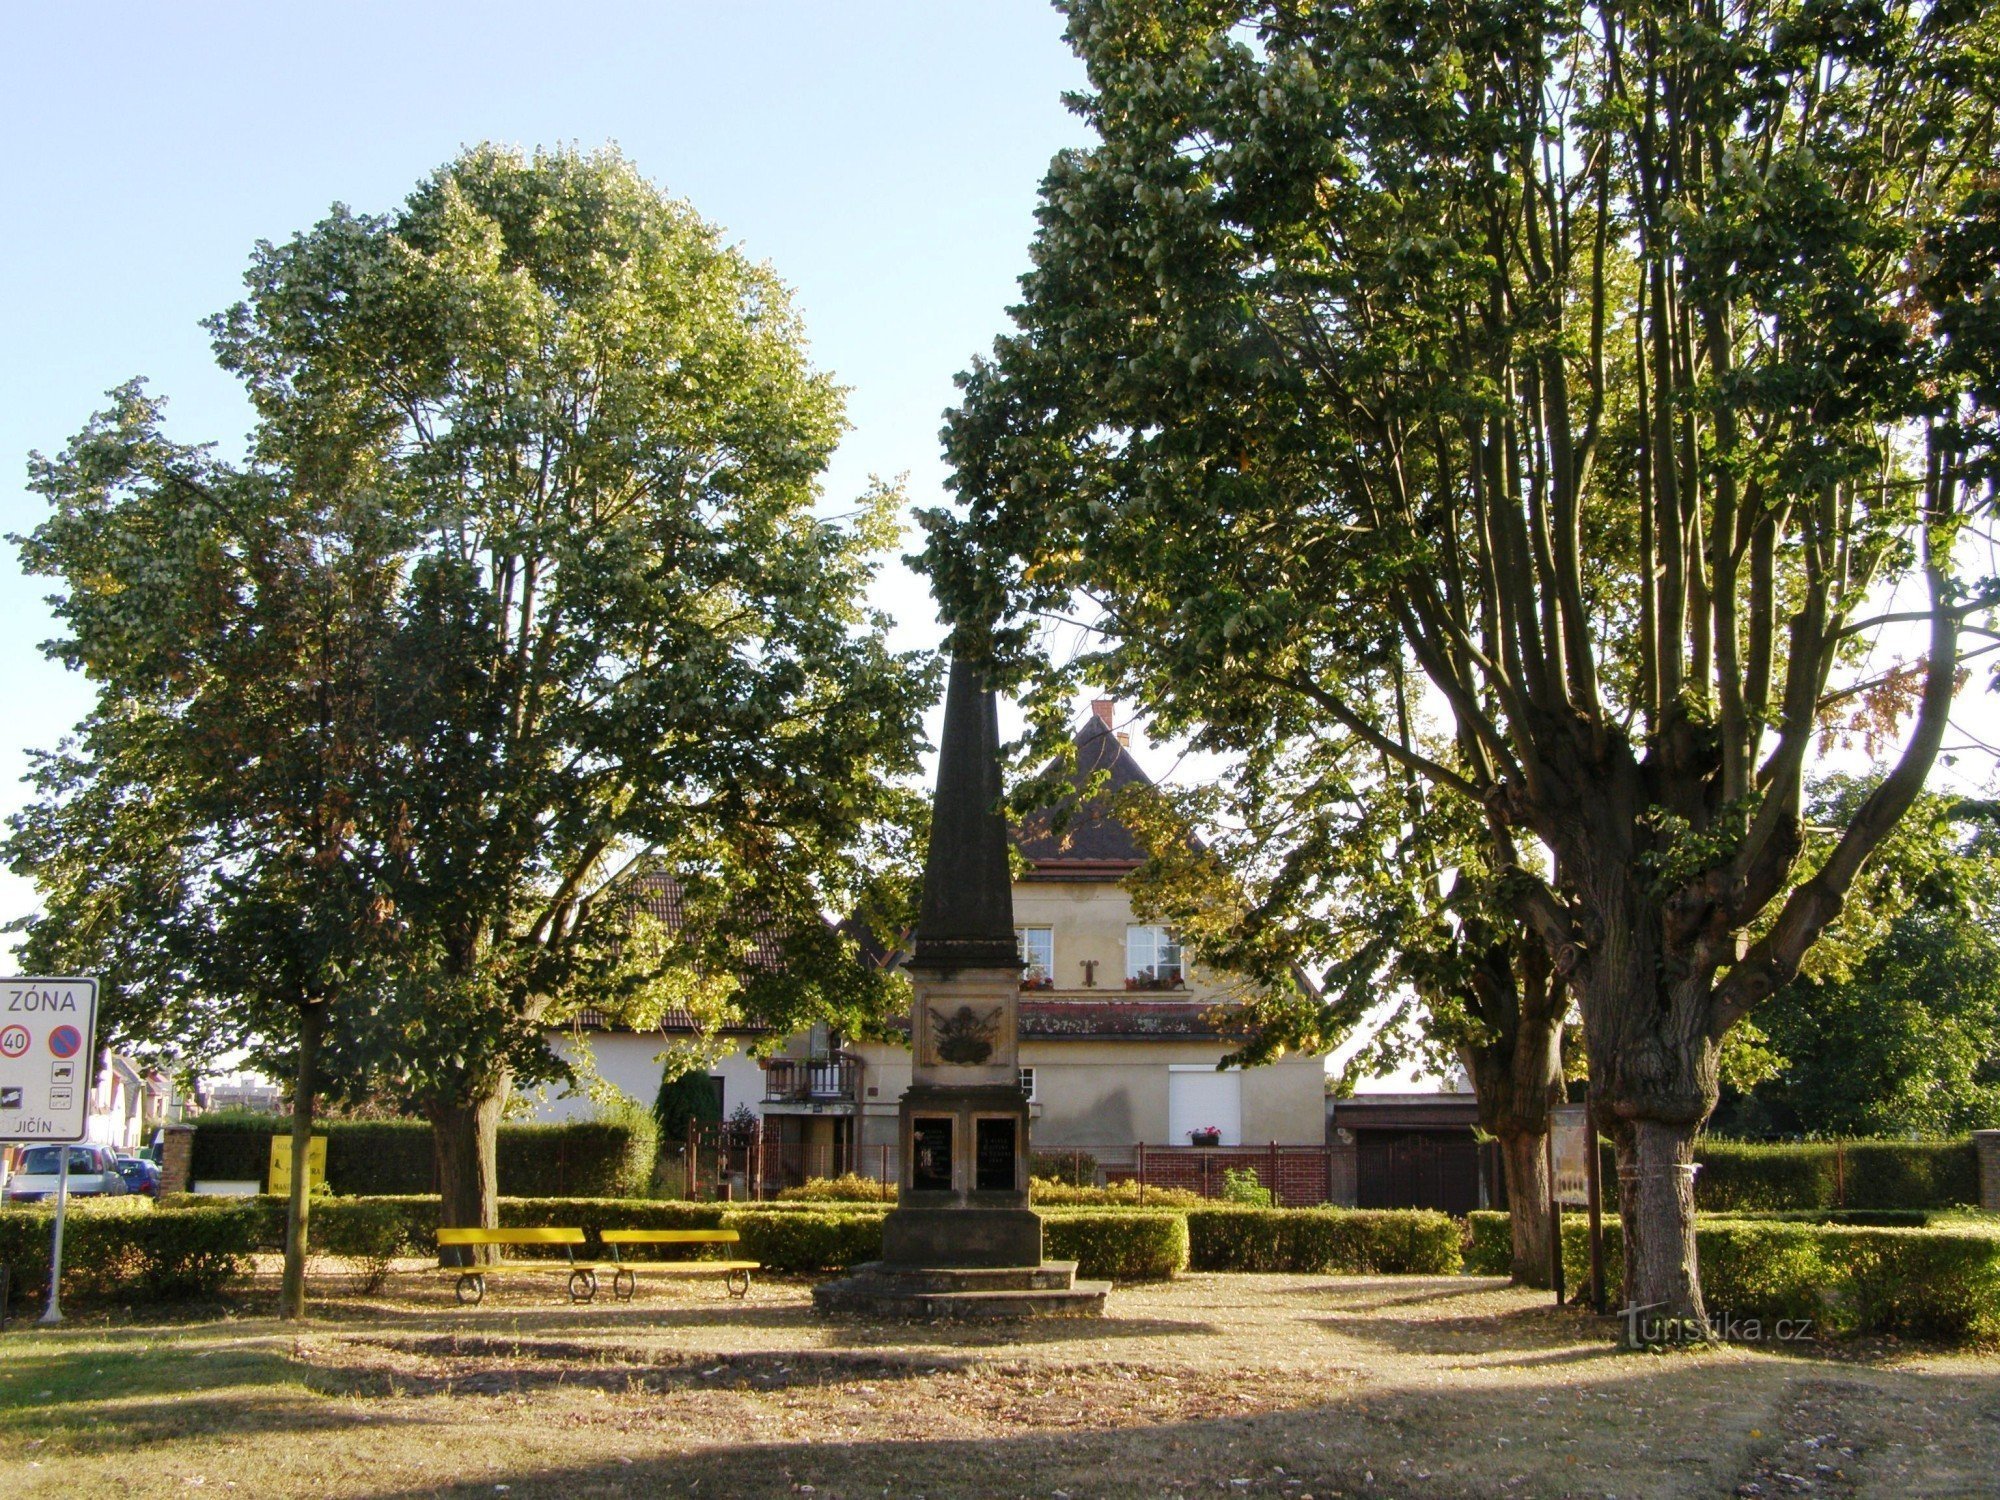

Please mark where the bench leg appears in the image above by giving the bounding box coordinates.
[568,1269,599,1303]
[613,1268,636,1302]
[455,1273,486,1307]
[726,1269,752,1299]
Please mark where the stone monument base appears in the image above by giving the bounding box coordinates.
[812,1258,1108,1320]
[880,1205,1044,1268]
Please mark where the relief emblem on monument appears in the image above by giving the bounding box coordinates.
[927,1003,1002,1066]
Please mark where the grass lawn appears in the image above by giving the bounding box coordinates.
[2,1262,1996,1498]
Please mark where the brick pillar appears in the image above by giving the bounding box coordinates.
[158,1123,197,1196]
[1975,1131,2000,1213]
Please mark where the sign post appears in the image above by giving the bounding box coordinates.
[0,977,101,1327]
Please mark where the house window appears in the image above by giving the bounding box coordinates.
[1018,1066,1037,1101]
[1016,926,1055,988]
[1126,925,1184,988]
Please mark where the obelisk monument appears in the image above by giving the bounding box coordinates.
[813,657,1105,1316]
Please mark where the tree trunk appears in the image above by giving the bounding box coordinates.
[430,1078,507,1264]
[279,999,323,1321]
[1498,1128,1555,1288]
[1618,1116,1706,1338]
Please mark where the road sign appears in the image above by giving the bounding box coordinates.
[0,978,98,1145]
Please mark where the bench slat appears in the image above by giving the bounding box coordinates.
[438,1227,586,1246]
[599,1229,741,1245]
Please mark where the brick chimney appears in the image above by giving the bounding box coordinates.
[1090,699,1131,747]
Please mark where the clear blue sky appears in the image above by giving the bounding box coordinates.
[0,2,1094,934]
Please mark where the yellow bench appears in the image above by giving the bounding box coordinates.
[436,1227,611,1307]
[599,1229,759,1300]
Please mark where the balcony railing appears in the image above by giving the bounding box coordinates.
[763,1055,858,1104]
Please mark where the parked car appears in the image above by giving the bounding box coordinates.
[115,1155,163,1197]
[2,1144,131,1203]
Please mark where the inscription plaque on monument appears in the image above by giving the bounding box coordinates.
[974,1116,1017,1193]
[911,1117,954,1193]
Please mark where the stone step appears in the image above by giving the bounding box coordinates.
[832,1260,1083,1294]
[813,1274,1110,1320]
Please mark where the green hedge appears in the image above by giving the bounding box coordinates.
[0,1199,259,1308]
[1185,1208,1463,1275]
[1461,1208,1935,1279]
[1465,1211,2000,1338]
[1043,1210,1188,1281]
[1693,1139,1978,1212]
[186,1113,655,1197]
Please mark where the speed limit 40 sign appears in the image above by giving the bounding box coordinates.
[0,978,99,1143]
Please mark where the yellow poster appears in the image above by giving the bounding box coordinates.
[267,1134,328,1195]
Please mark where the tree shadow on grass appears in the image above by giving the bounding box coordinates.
[330,1355,1824,1500]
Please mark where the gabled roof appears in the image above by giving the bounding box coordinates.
[1013,706,1156,878]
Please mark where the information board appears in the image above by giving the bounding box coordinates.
[1551,1103,1592,1207]
[0,978,98,1144]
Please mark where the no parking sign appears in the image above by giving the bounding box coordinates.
[0,978,99,1144]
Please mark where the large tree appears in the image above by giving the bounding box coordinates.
[928,0,1998,1325]
[11,386,406,1318]
[215,145,931,1235]
[15,145,933,1245]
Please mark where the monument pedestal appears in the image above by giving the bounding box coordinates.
[812,1259,1108,1319]
[813,1083,1108,1318]
[813,657,1104,1320]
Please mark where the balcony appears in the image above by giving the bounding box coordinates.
[762,1055,858,1105]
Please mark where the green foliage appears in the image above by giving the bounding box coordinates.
[0,1200,258,1308]
[774,1174,896,1203]
[11,143,935,1227]
[1694,1140,1979,1212]
[1030,1178,1202,1208]
[1041,1211,1188,1281]
[926,0,2000,1318]
[652,1067,724,1144]
[720,1207,886,1273]
[1184,1208,1463,1275]
[1474,1212,2000,1340]
[187,1113,656,1197]
[1028,1150,1098,1186]
[1720,790,2000,1138]
[1219,1167,1275,1208]
[311,1198,413,1293]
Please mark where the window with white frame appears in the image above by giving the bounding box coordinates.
[1018,1066,1037,1101]
[1016,926,1054,987]
[1125,925,1184,987]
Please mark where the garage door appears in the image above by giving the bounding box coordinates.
[1167,1066,1242,1146]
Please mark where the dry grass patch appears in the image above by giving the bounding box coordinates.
[1,1270,1996,1498]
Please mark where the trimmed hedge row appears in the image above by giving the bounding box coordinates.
[1693,1140,1978,1212]
[1464,1209,1937,1278]
[0,1199,259,1308]
[1185,1208,1464,1275]
[187,1113,655,1198]
[1045,1211,1190,1281]
[1463,1211,2000,1338]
